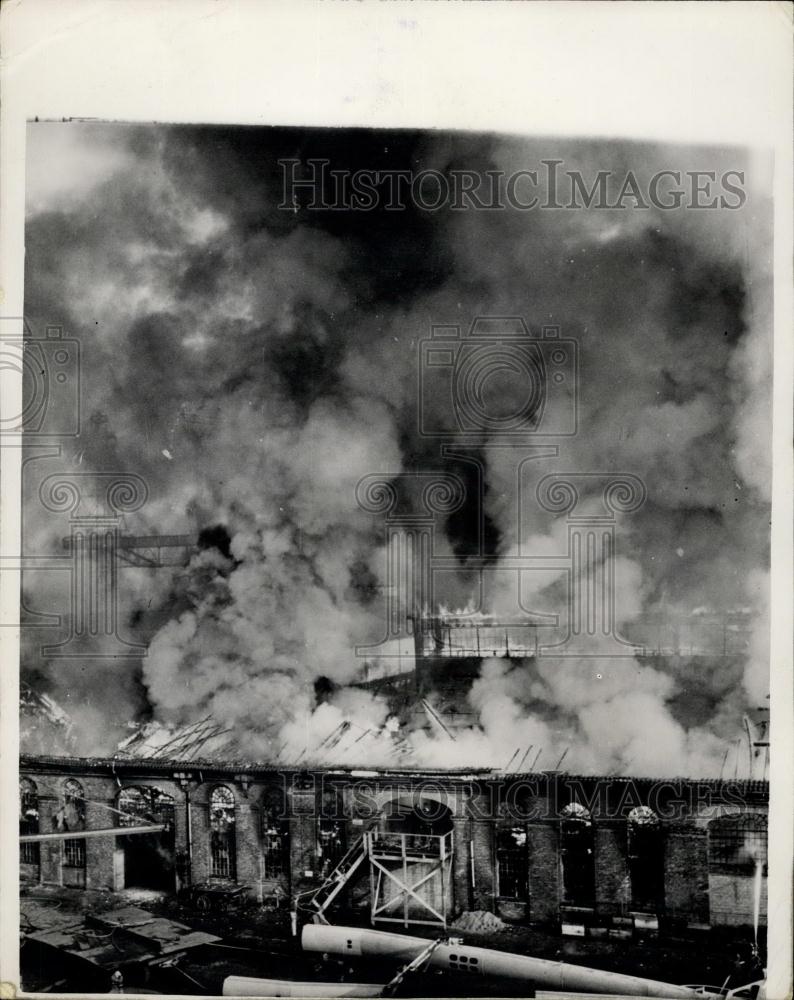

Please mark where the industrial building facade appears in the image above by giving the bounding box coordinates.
[20,755,768,935]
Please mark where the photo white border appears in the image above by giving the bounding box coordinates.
[1,2,791,996]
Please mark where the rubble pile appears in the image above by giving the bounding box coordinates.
[452,910,507,933]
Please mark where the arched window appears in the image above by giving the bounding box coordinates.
[708,813,768,876]
[60,779,87,885]
[117,786,175,830]
[19,778,40,869]
[562,802,591,821]
[628,806,664,910]
[560,803,594,907]
[209,786,236,880]
[261,786,290,880]
[118,786,148,825]
[58,778,87,831]
[496,825,529,901]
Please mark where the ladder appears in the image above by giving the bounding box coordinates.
[295,829,372,924]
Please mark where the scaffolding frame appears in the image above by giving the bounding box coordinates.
[366,830,453,929]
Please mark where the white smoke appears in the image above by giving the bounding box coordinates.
[21,124,773,778]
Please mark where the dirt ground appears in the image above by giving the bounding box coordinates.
[20,886,764,996]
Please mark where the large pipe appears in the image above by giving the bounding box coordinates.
[19,824,165,843]
[222,977,382,997]
[302,925,701,999]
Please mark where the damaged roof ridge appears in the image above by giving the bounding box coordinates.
[18,753,770,791]
[18,752,495,778]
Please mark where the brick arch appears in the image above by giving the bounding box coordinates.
[627,805,665,911]
[628,805,659,825]
[117,784,176,825]
[707,808,767,826]
[560,802,595,908]
[369,785,464,819]
[561,802,592,822]
[260,782,288,812]
[194,780,243,806]
[116,776,181,799]
[20,775,39,815]
[707,811,768,876]
[490,781,550,823]
[57,777,87,832]
[20,772,59,799]
[209,783,236,807]
[691,799,769,830]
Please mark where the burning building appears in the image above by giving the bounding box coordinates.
[354,611,763,776]
[20,754,768,936]
[16,122,776,995]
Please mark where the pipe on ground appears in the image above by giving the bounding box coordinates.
[222,977,382,997]
[302,925,701,999]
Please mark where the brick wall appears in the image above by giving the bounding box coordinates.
[469,818,497,911]
[37,793,63,885]
[18,762,768,934]
[21,773,125,890]
[527,822,560,925]
[235,796,262,887]
[709,873,768,926]
[84,792,114,890]
[594,822,630,917]
[664,824,709,924]
[288,785,320,896]
[451,817,471,915]
[187,786,211,883]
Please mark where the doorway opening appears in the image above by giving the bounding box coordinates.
[116,786,176,891]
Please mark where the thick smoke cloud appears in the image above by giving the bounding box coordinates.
[21,124,772,776]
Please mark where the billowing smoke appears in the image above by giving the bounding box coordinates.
[21,124,772,776]
[409,658,729,778]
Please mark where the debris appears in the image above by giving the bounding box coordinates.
[20,684,75,754]
[452,910,507,933]
[21,899,83,934]
[115,718,236,762]
[421,700,456,741]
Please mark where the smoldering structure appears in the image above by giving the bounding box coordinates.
[20,756,768,935]
[21,124,772,778]
[18,124,773,992]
